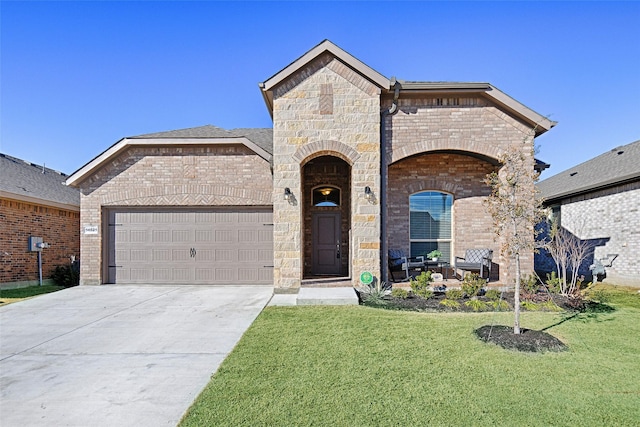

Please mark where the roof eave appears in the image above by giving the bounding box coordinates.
[66,137,272,187]
[259,40,390,116]
[541,172,640,204]
[484,85,557,136]
[0,190,79,211]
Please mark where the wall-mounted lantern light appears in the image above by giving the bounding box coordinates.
[364,186,373,201]
[284,187,293,201]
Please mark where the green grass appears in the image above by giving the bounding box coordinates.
[0,284,65,299]
[181,289,640,426]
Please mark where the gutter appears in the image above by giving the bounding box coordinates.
[380,79,401,282]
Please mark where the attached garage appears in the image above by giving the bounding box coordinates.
[105,207,273,285]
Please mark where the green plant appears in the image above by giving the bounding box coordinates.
[390,288,409,299]
[521,301,540,311]
[410,271,433,299]
[545,271,561,294]
[485,289,502,301]
[439,299,460,309]
[427,249,442,259]
[359,281,389,306]
[446,289,463,300]
[464,299,489,312]
[461,273,486,297]
[539,300,563,312]
[50,264,79,287]
[520,274,540,301]
[489,299,510,311]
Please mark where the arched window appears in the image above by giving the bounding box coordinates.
[409,191,452,261]
[312,186,340,207]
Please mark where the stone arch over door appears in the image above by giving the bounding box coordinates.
[293,140,361,166]
[387,140,501,166]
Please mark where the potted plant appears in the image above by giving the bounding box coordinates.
[427,249,442,262]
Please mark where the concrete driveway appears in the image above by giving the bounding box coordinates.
[0,285,273,427]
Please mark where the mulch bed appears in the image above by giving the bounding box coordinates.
[359,290,582,353]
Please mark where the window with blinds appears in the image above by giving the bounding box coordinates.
[409,191,453,262]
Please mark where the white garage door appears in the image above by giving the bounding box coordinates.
[106,208,273,284]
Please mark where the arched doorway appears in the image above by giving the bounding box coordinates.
[302,155,351,278]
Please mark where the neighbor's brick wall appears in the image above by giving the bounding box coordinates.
[76,145,273,285]
[0,198,79,284]
[558,181,640,285]
[385,95,538,284]
[272,53,381,289]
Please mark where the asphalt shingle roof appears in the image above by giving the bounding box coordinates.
[0,153,80,207]
[538,139,640,202]
[130,125,273,155]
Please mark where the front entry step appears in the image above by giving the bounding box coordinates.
[268,287,359,306]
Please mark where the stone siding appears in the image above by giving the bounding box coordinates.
[76,145,273,285]
[272,54,381,289]
[0,198,80,285]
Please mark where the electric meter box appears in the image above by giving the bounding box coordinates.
[28,236,43,252]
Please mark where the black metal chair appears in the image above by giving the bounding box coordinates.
[388,249,424,282]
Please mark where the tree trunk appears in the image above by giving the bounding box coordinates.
[514,253,521,334]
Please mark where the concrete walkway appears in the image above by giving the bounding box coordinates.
[0,285,273,427]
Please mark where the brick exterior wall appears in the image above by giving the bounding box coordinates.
[271,53,381,289]
[540,181,639,285]
[75,145,272,285]
[384,95,538,284]
[0,198,80,285]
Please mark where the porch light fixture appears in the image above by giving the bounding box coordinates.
[284,187,293,201]
[364,186,373,200]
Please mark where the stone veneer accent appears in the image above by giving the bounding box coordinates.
[272,54,381,289]
[385,96,538,284]
[76,145,272,285]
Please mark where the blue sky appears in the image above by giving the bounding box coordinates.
[2,1,639,180]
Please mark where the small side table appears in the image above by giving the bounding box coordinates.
[424,260,450,280]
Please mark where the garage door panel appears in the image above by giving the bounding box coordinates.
[107,208,273,284]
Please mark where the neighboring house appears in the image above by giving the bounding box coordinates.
[537,140,640,286]
[66,40,555,290]
[0,154,80,288]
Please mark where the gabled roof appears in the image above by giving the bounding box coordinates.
[394,80,556,136]
[66,125,273,187]
[0,153,80,210]
[538,139,640,203]
[259,39,391,116]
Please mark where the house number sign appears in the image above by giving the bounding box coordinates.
[83,225,99,235]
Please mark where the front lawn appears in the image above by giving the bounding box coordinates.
[181,288,640,426]
[0,284,65,305]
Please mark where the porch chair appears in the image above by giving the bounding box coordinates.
[388,249,424,282]
[454,248,493,282]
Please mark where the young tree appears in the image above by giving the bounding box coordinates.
[544,219,591,296]
[484,132,545,334]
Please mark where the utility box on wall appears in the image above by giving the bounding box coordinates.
[28,236,43,252]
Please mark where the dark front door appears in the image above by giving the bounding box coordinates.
[312,212,341,275]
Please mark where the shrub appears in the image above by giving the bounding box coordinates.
[410,271,433,299]
[359,281,389,306]
[521,301,540,311]
[520,274,541,301]
[464,299,489,312]
[439,299,460,309]
[461,273,486,297]
[390,288,409,299]
[445,289,463,300]
[539,300,563,312]
[485,289,502,301]
[545,271,561,294]
[489,299,510,311]
[50,264,79,287]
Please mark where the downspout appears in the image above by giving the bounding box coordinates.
[380,78,401,283]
